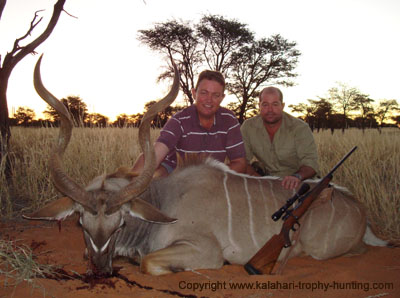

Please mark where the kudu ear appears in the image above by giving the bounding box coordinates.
[22,196,77,221]
[128,199,177,224]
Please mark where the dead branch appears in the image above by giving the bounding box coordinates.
[1,0,67,76]
[10,10,44,57]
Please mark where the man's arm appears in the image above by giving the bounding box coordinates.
[131,142,170,176]
[281,165,316,190]
[240,120,259,176]
[227,157,247,173]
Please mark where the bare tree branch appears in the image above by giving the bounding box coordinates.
[0,0,6,21]
[2,0,66,77]
[9,10,44,58]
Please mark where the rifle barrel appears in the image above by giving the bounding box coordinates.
[327,146,357,177]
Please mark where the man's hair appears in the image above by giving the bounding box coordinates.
[259,87,283,102]
[195,70,225,91]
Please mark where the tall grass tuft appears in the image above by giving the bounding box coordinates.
[0,238,61,289]
[1,127,399,242]
[314,128,400,243]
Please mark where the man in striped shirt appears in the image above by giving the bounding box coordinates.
[132,70,246,176]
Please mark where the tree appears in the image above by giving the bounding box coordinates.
[130,113,144,127]
[376,99,399,131]
[225,100,258,122]
[391,115,400,128]
[289,99,334,132]
[309,99,334,132]
[228,35,300,123]
[0,0,66,178]
[196,14,253,74]
[114,114,132,127]
[326,82,360,133]
[44,96,88,126]
[288,102,313,118]
[288,101,315,128]
[13,107,36,126]
[138,20,202,104]
[86,113,109,127]
[350,93,374,132]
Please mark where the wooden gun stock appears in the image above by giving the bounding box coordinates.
[244,233,287,275]
[244,146,357,275]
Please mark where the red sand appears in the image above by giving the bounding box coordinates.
[1,217,399,298]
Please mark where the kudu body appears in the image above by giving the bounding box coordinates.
[25,56,385,276]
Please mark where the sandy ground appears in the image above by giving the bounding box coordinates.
[1,216,399,298]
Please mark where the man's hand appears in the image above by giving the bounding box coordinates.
[281,166,316,190]
[281,175,301,190]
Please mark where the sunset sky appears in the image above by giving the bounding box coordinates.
[1,0,399,120]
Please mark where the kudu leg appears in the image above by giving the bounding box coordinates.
[140,237,224,275]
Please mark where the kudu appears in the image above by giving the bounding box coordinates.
[24,55,386,276]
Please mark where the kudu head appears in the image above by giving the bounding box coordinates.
[23,55,179,274]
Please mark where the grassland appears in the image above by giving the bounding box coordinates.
[1,127,399,243]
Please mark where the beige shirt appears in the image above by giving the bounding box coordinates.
[240,112,319,177]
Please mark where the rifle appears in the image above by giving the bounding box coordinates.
[244,146,357,275]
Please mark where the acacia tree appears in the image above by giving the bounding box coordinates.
[196,14,253,74]
[289,98,334,132]
[326,82,360,133]
[376,99,399,132]
[288,101,315,128]
[0,0,66,178]
[138,20,202,104]
[13,107,36,126]
[86,113,109,127]
[350,93,374,132]
[228,35,300,123]
[310,99,334,132]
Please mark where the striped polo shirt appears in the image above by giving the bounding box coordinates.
[157,104,245,169]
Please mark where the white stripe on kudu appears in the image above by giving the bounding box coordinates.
[244,177,260,249]
[223,171,240,251]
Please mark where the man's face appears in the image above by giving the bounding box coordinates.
[259,91,284,125]
[192,79,225,119]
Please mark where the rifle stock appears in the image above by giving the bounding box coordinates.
[244,146,357,275]
[244,234,286,275]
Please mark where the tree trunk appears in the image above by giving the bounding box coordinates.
[238,95,249,124]
[0,71,12,180]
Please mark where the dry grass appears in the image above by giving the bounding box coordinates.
[1,127,399,243]
[0,238,61,290]
[314,128,400,243]
[0,127,159,214]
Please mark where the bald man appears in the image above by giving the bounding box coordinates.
[241,86,319,189]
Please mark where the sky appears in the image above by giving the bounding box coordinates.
[1,0,400,121]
